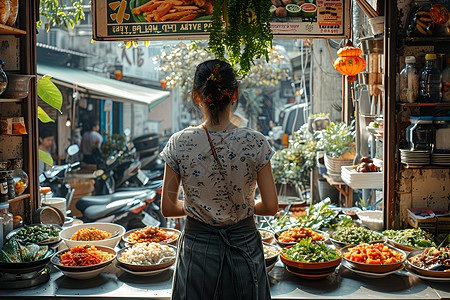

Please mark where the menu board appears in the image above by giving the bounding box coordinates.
[92,0,350,41]
[270,0,350,38]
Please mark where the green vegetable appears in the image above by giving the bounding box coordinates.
[0,239,50,263]
[2,240,20,263]
[331,226,384,245]
[12,225,60,244]
[0,250,14,263]
[382,228,436,248]
[282,238,341,263]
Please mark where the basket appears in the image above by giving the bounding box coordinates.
[324,154,353,177]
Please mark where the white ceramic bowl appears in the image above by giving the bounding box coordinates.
[357,210,383,231]
[56,264,110,280]
[59,223,126,248]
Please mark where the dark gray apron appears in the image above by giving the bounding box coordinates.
[171,216,271,300]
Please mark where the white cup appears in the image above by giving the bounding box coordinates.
[42,197,66,218]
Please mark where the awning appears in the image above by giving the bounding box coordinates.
[37,64,170,108]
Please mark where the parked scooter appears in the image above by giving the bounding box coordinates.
[81,148,166,228]
[39,144,81,215]
[75,188,163,229]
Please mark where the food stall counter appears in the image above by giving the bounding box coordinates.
[0,261,447,300]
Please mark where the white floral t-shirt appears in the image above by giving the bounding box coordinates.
[160,126,274,226]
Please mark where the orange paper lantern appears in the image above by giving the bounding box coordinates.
[334,40,366,83]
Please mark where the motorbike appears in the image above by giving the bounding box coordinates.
[75,188,163,229]
[39,144,81,216]
[80,135,166,228]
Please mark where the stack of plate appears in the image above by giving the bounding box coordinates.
[400,149,430,165]
[431,153,450,166]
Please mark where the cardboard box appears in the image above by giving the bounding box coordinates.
[407,208,437,231]
[432,209,450,230]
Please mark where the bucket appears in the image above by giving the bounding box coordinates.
[368,16,384,36]
[317,179,339,205]
[42,197,66,218]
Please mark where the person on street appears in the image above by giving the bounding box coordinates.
[81,121,103,164]
[160,59,278,300]
[38,127,54,175]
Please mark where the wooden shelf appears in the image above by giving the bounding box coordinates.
[403,164,450,169]
[0,134,28,137]
[8,193,30,204]
[0,98,24,103]
[402,36,450,45]
[399,103,450,107]
[0,24,26,35]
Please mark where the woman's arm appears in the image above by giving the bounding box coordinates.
[255,162,278,216]
[161,163,186,218]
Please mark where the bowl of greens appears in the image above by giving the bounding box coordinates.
[328,226,386,249]
[0,239,54,273]
[382,228,436,252]
[6,224,62,246]
[280,238,342,279]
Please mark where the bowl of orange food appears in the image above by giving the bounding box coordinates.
[59,223,125,249]
[51,245,116,279]
[275,226,327,248]
[122,226,181,246]
[341,242,406,273]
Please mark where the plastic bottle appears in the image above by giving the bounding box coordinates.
[399,56,419,103]
[443,58,450,102]
[420,53,442,102]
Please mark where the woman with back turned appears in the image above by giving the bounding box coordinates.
[160,59,278,300]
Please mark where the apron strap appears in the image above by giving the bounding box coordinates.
[202,124,223,169]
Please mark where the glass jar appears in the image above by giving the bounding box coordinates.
[434,117,450,153]
[406,116,434,151]
[399,56,419,103]
[5,170,14,200]
[0,60,7,96]
[420,54,442,102]
[0,202,12,239]
[9,159,28,196]
[406,1,433,37]
[0,171,9,203]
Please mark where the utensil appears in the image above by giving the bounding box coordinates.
[437,234,449,248]
[37,236,60,245]
[428,263,450,271]
[104,230,121,241]
[263,216,278,237]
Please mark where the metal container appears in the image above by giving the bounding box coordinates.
[2,74,35,99]
[360,37,383,54]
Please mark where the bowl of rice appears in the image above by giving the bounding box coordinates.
[117,242,177,272]
[59,223,125,249]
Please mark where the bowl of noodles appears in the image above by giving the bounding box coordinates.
[51,245,116,279]
[59,223,125,249]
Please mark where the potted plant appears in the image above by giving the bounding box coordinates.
[271,127,315,198]
[208,0,273,78]
[315,121,356,177]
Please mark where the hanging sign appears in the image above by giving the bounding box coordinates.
[270,0,351,38]
[92,0,350,41]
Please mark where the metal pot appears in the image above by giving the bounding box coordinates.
[360,37,383,54]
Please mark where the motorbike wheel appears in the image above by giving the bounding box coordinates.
[147,207,167,227]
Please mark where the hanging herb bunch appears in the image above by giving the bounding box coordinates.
[209,0,273,78]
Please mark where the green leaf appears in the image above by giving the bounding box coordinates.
[37,106,55,123]
[39,149,54,167]
[37,75,62,112]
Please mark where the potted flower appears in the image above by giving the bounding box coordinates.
[271,130,314,198]
[315,121,356,177]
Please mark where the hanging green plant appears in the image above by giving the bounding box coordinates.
[209,0,273,78]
